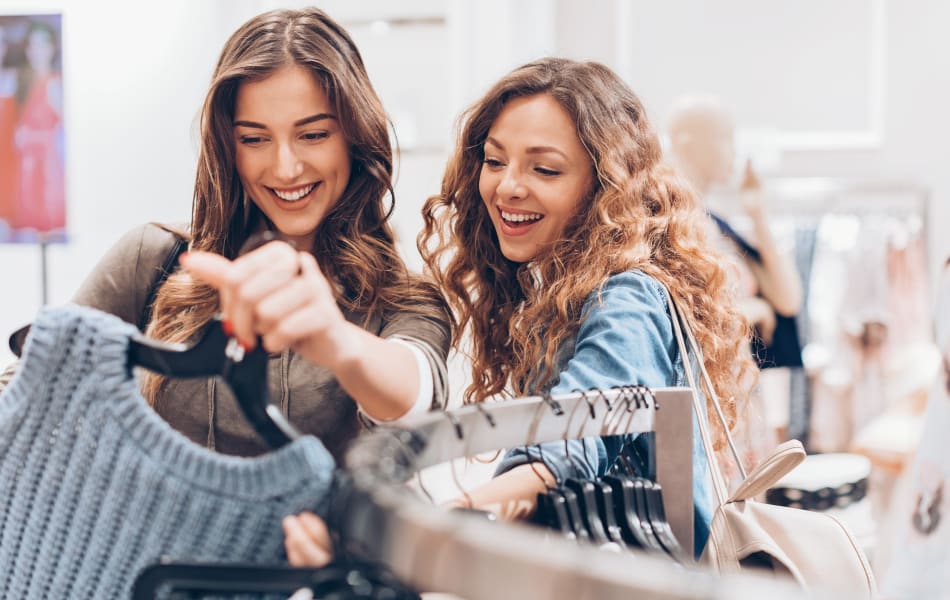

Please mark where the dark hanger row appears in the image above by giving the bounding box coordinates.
[435,386,684,562]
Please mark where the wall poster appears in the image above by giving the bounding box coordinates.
[0,13,65,243]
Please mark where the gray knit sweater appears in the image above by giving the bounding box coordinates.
[0,304,336,597]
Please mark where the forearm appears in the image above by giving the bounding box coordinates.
[462,463,555,521]
[748,213,802,315]
[326,322,423,421]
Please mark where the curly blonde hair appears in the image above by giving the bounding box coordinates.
[420,58,755,447]
[141,8,445,404]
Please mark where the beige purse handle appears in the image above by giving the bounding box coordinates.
[663,285,747,506]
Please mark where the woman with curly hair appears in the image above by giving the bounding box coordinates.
[418,57,755,557]
[274,57,756,564]
[2,7,450,465]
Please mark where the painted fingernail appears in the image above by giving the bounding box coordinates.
[221,319,234,337]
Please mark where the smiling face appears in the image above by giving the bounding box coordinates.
[479,94,593,264]
[233,63,351,250]
[26,27,55,72]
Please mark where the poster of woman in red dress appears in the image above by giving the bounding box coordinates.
[0,14,65,244]
[0,22,18,239]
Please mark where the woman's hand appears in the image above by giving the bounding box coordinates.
[740,296,777,346]
[739,158,766,221]
[283,512,334,567]
[181,239,424,420]
[180,241,357,370]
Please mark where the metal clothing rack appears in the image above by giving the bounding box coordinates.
[327,387,831,600]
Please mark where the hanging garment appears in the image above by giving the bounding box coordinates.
[0,304,336,597]
[788,225,818,444]
[879,263,950,598]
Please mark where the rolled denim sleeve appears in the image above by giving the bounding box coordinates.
[495,272,679,482]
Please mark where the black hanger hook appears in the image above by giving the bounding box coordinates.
[572,388,597,420]
[541,391,564,416]
[444,410,464,441]
[474,402,497,428]
[592,387,612,411]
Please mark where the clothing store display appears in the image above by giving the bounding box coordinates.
[331,387,709,599]
[806,212,932,453]
[0,222,451,462]
[665,286,876,597]
[0,304,336,597]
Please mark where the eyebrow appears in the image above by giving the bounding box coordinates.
[233,113,337,129]
[485,136,567,159]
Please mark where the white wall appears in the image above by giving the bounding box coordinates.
[564,0,949,285]
[1,0,947,374]
[0,0,256,363]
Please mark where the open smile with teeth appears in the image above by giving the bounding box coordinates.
[500,210,544,224]
[271,182,318,202]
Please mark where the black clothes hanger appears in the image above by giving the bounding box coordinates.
[529,451,584,541]
[554,475,590,542]
[128,230,304,449]
[563,474,611,545]
[536,392,592,543]
[592,477,627,548]
[127,318,300,449]
[131,558,421,599]
[525,445,576,540]
[602,472,660,552]
[562,391,612,545]
[638,479,684,560]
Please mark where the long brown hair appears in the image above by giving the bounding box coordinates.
[420,58,754,446]
[143,7,445,403]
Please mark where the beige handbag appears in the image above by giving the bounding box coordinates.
[665,289,877,597]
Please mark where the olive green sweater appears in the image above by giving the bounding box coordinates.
[1,223,450,462]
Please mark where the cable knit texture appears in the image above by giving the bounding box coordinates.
[0,304,336,597]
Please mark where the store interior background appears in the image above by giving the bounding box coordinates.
[0,0,947,366]
[1,0,947,580]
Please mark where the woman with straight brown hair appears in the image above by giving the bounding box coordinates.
[2,7,450,466]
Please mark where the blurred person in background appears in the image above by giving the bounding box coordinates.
[666,95,803,460]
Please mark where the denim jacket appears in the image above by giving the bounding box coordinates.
[495,270,714,556]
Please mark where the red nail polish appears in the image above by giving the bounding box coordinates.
[221,319,234,337]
